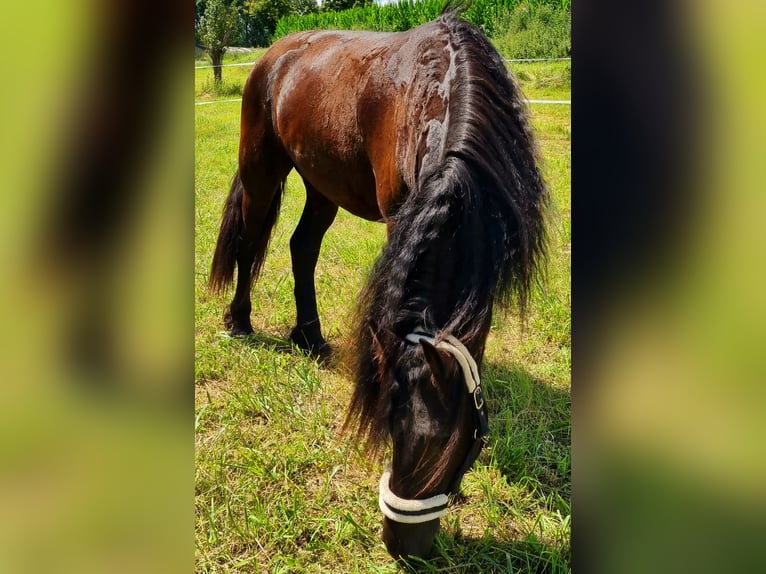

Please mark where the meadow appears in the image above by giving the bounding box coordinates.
[195,44,570,572]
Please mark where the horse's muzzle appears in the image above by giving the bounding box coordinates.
[382,516,440,559]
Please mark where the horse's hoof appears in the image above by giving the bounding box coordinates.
[313,342,332,364]
[289,327,330,361]
[224,308,253,336]
[229,325,254,337]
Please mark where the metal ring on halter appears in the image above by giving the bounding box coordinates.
[473,386,485,410]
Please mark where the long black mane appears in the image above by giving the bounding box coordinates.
[346,10,549,453]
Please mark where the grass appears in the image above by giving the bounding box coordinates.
[195,48,570,572]
[195,49,268,100]
[509,61,571,102]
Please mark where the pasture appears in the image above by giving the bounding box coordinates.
[195,47,570,572]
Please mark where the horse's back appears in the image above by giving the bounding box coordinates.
[241,20,457,220]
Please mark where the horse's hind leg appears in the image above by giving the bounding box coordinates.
[225,150,292,336]
[289,180,338,356]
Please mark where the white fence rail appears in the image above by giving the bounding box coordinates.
[195,97,570,107]
[195,57,570,70]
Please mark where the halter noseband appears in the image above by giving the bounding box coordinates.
[378,331,490,524]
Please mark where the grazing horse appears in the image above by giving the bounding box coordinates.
[209,6,548,559]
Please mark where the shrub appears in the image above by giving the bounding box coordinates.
[493,3,571,59]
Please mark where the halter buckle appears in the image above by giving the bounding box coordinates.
[473,386,484,410]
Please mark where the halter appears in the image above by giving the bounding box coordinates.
[378,331,490,524]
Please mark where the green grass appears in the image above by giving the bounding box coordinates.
[508,60,571,102]
[195,49,268,100]
[195,51,570,571]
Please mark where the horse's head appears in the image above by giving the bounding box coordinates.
[376,331,489,559]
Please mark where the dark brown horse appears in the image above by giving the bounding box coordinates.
[209,6,548,559]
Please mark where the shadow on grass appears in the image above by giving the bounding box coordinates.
[233,330,291,350]
[398,532,570,573]
[481,361,571,500]
[227,329,339,367]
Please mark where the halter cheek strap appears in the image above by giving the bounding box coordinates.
[404,333,483,406]
[378,330,490,524]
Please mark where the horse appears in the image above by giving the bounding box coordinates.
[208,6,548,559]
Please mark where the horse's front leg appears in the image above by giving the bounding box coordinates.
[289,182,338,358]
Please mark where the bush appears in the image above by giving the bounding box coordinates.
[493,3,570,59]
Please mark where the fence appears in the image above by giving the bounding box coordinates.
[194,57,571,70]
[194,56,571,106]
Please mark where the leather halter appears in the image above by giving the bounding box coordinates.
[378,331,490,524]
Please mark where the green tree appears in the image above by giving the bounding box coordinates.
[245,0,318,46]
[321,0,372,12]
[245,0,291,41]
[198,0,242,83]
[292,0,320,16]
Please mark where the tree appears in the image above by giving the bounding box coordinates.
[322,0,372,12]
[292,0,320,16]
[198,0,242,83]
[244,0,318,45]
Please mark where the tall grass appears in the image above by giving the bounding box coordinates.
[274,0,570,40]
[494,3,571,58]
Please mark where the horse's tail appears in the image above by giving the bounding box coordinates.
[208,169,245,293]
[209,168,285,293]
